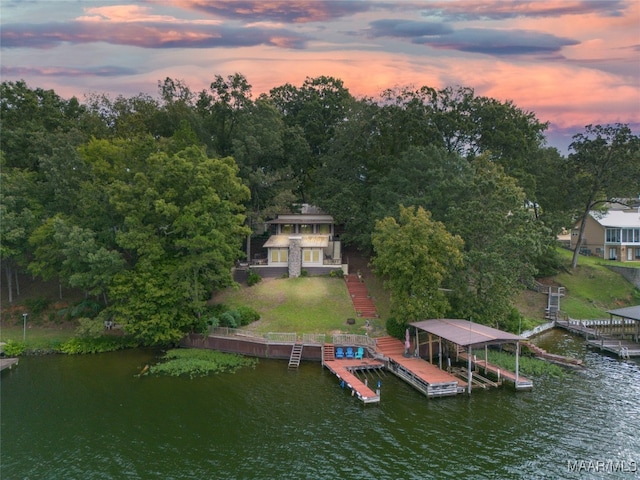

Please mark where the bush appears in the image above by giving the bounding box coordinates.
[75,317,105,338]
[2,339,26,357]
[247,270,262,286]
[235,306,260,326]
[385,317,407,340]
[219,311,239,328]
[329,269,344,278]
[56,336,139,354]
[25,297,50,315]
[300,269,309,277]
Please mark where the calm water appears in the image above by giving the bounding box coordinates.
[1,330,639,480]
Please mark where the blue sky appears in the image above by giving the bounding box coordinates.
[2,0,639,152]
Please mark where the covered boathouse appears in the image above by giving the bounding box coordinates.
[409,319,533,392]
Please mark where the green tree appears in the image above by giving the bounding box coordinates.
[446,157,547,327]
[567,124,640,268]
[371,205,464,323]
[105,145,251,344]
[0,163,42,302]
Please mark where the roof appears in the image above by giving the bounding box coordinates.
[410,319,523,347]
[590,209,640,228]
[607,305,640,322]
[263,234,330,248]
[267,214,334,225]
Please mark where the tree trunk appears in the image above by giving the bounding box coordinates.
[4,263,14,304]
[15,268,20,297]
[571,207,591,269]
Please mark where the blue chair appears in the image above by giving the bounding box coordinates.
[335,347,344,359]
[346,347,354,359]
[355,346,364,360]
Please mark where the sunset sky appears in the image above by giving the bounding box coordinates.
[2,0,639,152]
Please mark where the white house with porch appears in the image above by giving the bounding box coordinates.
[249,206,344,277]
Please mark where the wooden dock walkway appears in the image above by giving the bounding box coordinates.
[345,274,378,318]
[322,344,384,404]
[376,337,465,397]
[556,319,640,358]
[0,358,19,372]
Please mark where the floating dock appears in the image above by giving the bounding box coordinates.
[0,358,19,372]
[322,344,384,404]
[556,319,640,358]
[376,336,466,397]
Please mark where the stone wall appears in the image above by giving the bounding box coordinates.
[607,266,640,289]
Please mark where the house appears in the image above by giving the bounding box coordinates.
[571,208,640,262]
[247,205,345,277]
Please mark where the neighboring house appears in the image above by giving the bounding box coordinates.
[247,205,344,277]
[571,208,640,262]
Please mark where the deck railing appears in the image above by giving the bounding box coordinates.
[302,333,326,344]
[265,332,297,343]
[332,333,377,348]
[209,328,365,347]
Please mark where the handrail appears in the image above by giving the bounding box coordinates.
[332,333,377,348]
[208,328,374,347]
[302,333,326,344]
[265,332,297,343]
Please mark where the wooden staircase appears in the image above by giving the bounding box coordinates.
[323,344,335,363]
[288,343,304,369]
[345,274,378,318]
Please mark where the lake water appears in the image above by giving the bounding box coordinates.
[1,330,639,479]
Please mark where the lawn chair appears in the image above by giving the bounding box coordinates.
[346,347,354,359]
[335,347,345,359]
[355,346,364,360]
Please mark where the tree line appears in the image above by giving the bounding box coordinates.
[1,75,638,342]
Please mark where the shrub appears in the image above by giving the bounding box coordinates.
[235,306,260,326]
[75,317,105,338]
[329,269,344,278]
[219,311,239,328]
[56,336,138,354]
[25,297,50,315]
[385,317,407,339]
[300,269,309,277]
[2,339,26,356]
[247,270,262,286]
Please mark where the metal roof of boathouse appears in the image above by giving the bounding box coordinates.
[410,319,523,347]
[607,305,640,322]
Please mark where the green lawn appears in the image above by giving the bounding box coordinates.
[554,248,640,318]
[0,323,76,350]
[213,276,381,336]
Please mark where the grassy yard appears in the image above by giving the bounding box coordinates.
[212,276,386,336]
[554,248,640,318]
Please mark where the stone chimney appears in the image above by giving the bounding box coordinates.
[288,236,302,278]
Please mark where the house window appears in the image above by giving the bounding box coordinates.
[606,228,621,243]
[271,248,288,263]
[636,248,640,260]
[300,224,313,234]
[303,249,321,264]
[318,224,331,234]
[280,224,294,234]
[609,248,617,260]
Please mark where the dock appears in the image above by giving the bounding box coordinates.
[0,358,19,372]
[375,337,466,397]
[322,344,384,404]
[556,319,640,358]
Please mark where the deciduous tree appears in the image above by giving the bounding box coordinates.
[371,205,464,322]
